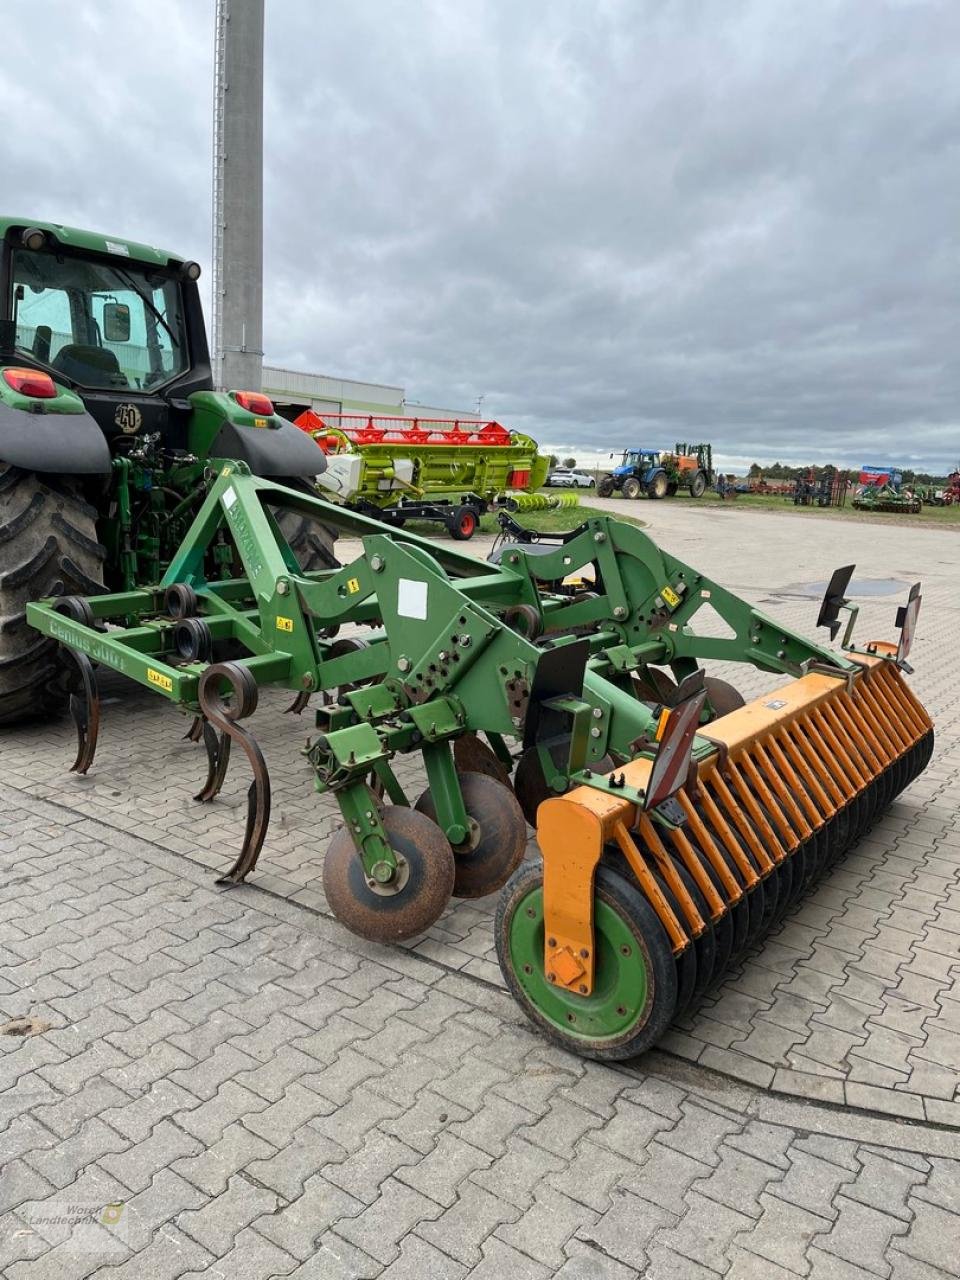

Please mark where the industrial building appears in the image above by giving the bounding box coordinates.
[261,363,480,425]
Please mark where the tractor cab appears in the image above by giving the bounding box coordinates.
[0,221,211,447]
[612,448,660,477]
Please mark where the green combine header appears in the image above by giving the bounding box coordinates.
[295,411,551,538]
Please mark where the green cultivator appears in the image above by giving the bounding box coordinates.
[28,466,933,1059]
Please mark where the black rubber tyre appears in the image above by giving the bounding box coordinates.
[448,505,479,541]
[0,468,106,725]
[496,860,678,1061]
[647,472,669,500]
[596,475,615,498]
[271,480,339,570]
[621,476,643,500]
[666,482,678,497]
[415,770,527,898]
[689,471,708,498]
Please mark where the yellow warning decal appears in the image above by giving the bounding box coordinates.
[276,615,294,632]
[254,417,268,428]
[347,577,361,594]
[147,668,173,692]
[661,584,681,609]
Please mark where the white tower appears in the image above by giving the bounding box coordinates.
[211,0,264,391]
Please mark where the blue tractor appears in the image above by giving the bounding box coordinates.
[596,442,713,500]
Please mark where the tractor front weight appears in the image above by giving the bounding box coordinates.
[27,464,933,1055]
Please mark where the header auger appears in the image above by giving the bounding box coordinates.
[27,464,933,1060]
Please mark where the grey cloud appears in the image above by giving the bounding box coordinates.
[3,1,958,470]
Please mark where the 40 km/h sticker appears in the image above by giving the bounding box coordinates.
[147,668,173,692]
[276,616,294,632]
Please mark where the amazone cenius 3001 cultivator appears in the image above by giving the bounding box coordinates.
[27,464,933,1060]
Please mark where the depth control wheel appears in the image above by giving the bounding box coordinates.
[496,861,678,1060]
[416,771,527,898]
[322,805,455,943]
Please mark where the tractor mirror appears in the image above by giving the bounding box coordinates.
[103,302,131,343]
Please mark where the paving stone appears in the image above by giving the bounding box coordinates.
[174,1080,270,1145]
[470,1134,564,1210]
[464,1236,552,1280]
[171,1120,275,1197]
[313,1085,403,1155]
[555,1239,638,1280]
[621,1140,712,1215]
[252,1175,364,1261]
[323,1130,420,1203]
[768,1148,858,1221]
[283,1230,381,1279]
[736,1191,832,1274]
[446,1093,535,1159]
[657,1100,743,1166]
[491,1183,598,1269]
[0,1160,56,1216]
[546,1138,637,1214]
[693,1143,781,1220]
[377,1233,467,1279]
[175,1173,278,1256]
[95,1122,201,1199]
[243,1080,336,1145]
[335,1176,443,1265]
[814,1193,911,1276]
[93,1222,214,1280]
[591,1098,674,1162]
[656,1188,752,1272]
[416,1179,520,1266]
[518,1097,603,1158]
[396,1133,492,1208]
[895,1199,960,1273]
[726,1246,803,1279]
[843,1149,927,1221]
[122,1167,209,1251]
[178,1224,298,1280]
[380,1089,470,1157]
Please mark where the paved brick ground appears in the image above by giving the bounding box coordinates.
[1,501,958,1276]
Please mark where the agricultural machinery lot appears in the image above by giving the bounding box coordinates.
[1,501,959,1279]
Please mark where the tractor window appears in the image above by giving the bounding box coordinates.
[9,247,188,392]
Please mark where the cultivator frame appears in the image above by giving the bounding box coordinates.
[27,462,933,1058]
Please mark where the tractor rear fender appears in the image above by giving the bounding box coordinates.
[0,397,111,474]
[188,390,328,479]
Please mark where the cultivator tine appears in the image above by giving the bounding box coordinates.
[196,662,271,885]
[62,647,101,775]
[184,715,205,742]
[217,722,271,885]
[284,690,312,715]
[195,721,232,803]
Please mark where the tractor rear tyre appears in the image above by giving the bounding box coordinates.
[496,861,678,1060]
[689,471,708,498]
[621,477,643,500]
[448,505,479,541]
[647,472,669,500]
[271,479,339,570]
[596,474,615,498]
[0,469,106,726]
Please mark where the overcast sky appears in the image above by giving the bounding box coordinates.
[3,1,958,470]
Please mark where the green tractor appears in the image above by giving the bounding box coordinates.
[0,217,334,724]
